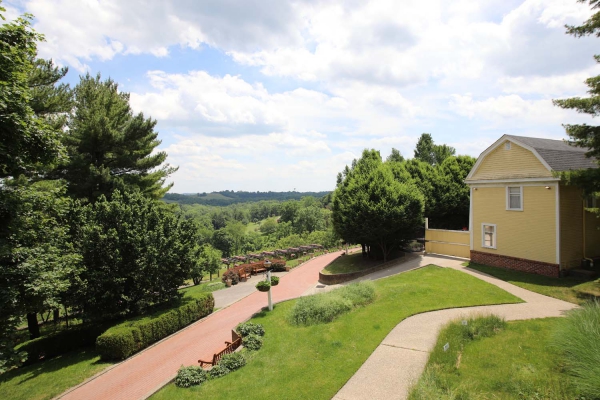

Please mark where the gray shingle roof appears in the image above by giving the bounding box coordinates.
[505,135,598,171]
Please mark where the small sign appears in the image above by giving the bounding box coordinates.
[462,320,468,326]
[443,343,450,352]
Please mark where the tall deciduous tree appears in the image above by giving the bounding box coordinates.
[386,148,405,163]
[333,150,424,261]
[62,73,177,202]
[0,12,62,179]
[553,0,600,199]
[72,190,200,319]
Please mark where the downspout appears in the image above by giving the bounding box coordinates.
[583,199,594,268]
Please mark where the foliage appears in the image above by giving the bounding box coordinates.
[221,269,240,285]
[72,190,201,319]
[0,11,62,179]
[259,218,278,235]
[413,133,456,166]
[175,366,208,388]
[553,1,600,202]
[0,179,80,342]
[289,282,375,326]
[552,301,600,397]
[242,334,263,351]
[270,276,280,286]
[207,364,230,379]
[96,293,214,360]
[61,73,176,202]
[386,147,405,163]
[332,149,424,261]
[16,323,107,366]
[195,244,222,284]
[219,352,246,371]
[164,191,330,207]
[235,322,265,337]
[256,281,271,292]
[28,58,73,130]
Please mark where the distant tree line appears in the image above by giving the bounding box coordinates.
[163,190,331,206]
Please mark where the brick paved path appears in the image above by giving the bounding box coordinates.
[59,251,343,400]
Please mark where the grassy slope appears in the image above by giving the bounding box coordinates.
[152,265,522,400]
[321,252,383,275]
[466,262,600,305]
[411,318,579,399]
[0,283,225,400]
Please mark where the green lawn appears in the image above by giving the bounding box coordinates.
[0,281,224,400]
[410,318,580,399]
[152,265,522,400]
[465,262,600,305]
[0,349,114,400]
[321,252,385,275]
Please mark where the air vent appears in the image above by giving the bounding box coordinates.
[505,142,511,150]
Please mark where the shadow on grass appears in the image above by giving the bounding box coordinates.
[0,348,103,386]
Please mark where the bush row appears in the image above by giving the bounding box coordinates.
[96,293,214,360]
[17,323,109,366]
[289,282,376,326]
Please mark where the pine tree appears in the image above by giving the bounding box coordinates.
[553,0,600,197]
[62,73,177,202]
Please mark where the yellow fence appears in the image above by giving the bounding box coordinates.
[425,229,470,259]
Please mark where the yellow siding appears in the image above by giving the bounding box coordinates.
[472,186,556,264]
[425,230,470,244]
[560,185,583,269]
[425,242,470,258]
[585,210,600,258]
[470,141,552,181]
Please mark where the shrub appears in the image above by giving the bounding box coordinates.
[289,282,376,326]
[175,365,208,388]
[96,293,214,360]
[270,260,287,272]
[236,322,265,337]
[219,352,246,371]
[270,276,280,286]
[256,281,270,292]
[221,270,240,285]
[552,301,600,397]
[243,334,263,351]
[207,364,230,379]
[17,323,108,366]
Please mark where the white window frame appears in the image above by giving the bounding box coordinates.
[481,223,497,249]
[506,186,523,211]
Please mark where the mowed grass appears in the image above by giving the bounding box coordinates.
[152,265,522,400]
[321,252,383,275]
[410,318,580,399]
[0,349,114,400]
[465,262,600,305]
[0,281,223,400]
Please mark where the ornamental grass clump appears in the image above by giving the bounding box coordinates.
[552,300,600,398]
[289,282,376,326]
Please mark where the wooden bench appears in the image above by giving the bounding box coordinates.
[199,330,242,367]
[252,265,266,275]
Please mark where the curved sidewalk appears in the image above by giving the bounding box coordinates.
[333,255,579,400]
[58,251,343,400]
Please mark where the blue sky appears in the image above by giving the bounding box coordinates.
[5,0,600,193]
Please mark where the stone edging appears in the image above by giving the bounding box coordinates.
[318,253,406,285]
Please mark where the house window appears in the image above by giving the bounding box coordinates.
[506,186,522,211]
[482,224,496,249]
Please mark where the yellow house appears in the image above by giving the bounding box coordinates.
[466,134,600,277]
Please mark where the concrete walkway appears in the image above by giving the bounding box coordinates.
[333,255,578,400]
[58,251,343,400]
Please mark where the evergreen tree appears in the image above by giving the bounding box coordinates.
[386,148,405,163]
[28,58,73,130]
[553,0,600,199]
[414,133,456,166]
[62,73,177,202]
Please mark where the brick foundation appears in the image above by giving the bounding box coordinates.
[470,250,560,278]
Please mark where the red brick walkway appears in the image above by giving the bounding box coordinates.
[59,251,342,400]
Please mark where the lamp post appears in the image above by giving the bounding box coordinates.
[265,260,273,311]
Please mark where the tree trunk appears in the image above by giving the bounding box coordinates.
[361,243,367,258]
[53,309,60,324]
[209,272,212,281]
[64,306,69,328]
[27,312,40,339]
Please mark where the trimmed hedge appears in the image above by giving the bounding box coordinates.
[17,323,108,366]
[96,293,214,360]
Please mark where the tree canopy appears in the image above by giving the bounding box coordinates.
[414,133,456,166]
[61,73,176,202]
[553,0,600,199]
